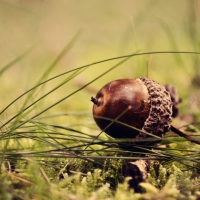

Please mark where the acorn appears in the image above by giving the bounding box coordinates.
[91,77,173,144]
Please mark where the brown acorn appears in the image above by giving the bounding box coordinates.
[91,77,173,144]
[90,77,200,192]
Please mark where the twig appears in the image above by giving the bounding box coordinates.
[171,125,200,145]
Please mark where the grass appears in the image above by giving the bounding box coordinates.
[1,1,200,199]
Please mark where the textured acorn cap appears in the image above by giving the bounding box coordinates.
[138,77,173,138]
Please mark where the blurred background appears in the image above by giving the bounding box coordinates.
[0,0,200,125]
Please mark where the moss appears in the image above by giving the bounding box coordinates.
[147,161,200,200]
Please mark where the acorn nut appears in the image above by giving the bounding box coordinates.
[91,77,173,144]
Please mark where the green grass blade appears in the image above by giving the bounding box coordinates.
[0,44,36,77]
[0,68,84,132]
[6,56,130,133]
[1,50,199,117]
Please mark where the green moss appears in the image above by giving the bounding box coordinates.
[147,161,200,200]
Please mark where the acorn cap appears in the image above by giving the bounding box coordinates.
[138,77,173,138]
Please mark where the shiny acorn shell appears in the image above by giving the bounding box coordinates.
[91,77,173,141]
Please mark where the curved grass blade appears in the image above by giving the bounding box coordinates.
[0,67,84,134]
[0,30,82,118]
[12,30,81,122]
[7,55,132,133]
[0,44,36,77]
[1,50,199,118]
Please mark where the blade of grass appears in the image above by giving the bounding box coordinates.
[1,50,200,117]
[0,67,84,134]
[10,30,82,125]
[0,73,85,163]
[0,43,37,77]
[91,115,163,140]
[155,16,184,64]
[7,55,132,132]
[85,105,132,150]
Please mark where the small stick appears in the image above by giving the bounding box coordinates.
[171,125,200,145]
[122,159,150,192]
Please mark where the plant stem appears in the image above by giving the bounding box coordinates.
[171,125,200,145]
